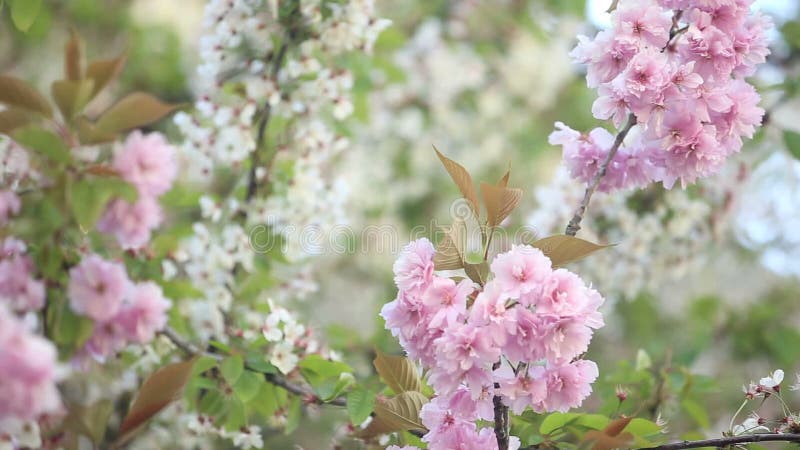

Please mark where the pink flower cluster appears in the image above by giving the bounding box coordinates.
[0,190,21,225]
[68,254,171,362]
[0,304,62,422]
[98,131,177,249]
[0,238,46,313]
[381,239,603,449]
[553,0,770,190]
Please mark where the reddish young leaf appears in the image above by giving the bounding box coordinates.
[64,30,84,81]
[86,52,127,97]
[95,92,181,134]
[118,358,197,439]
[0,75,53,117]
[433,146,480,216]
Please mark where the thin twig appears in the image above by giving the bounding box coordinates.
[159,326,346,407]
[245,40,290,202]
[639,433,800,450]
[564,113,637,237]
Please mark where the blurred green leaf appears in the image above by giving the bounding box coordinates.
[221,355,244,385]
[13,126,72,164]
[783,130,800,160]
[346,385,375,425]
[781,21,800,48]
[234,371,262,403]
[8,0,41,32]
[540,413,579,435]
[68,176,137,230]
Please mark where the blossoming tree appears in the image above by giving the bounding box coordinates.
[1,0,800,449]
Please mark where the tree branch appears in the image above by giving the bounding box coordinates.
[159,326,346,407]
[245,40,290,202]
[639,433,800,450]
[492,361,510,450]
[564,113,637,236]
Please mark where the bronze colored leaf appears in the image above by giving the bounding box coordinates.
[464,261,488,286]
[606,0,620,13]
[480,182,522,228]
[52,79,95,121]
[529,235,611,267]
[118,358,197,439]
[497,164,511,187]
[584,416,635,450]
[95,92,181,134]
[63,399,113,444]
[76,116,118,144]
[0,108,33,133]
[85,164,121,177]
[357,391,428,438]
[433,219,466,270]
[373,350,422,395]
[433,146,480,215]
[0,75,53,117]
[86,52,127,97]
[64,30,84,81]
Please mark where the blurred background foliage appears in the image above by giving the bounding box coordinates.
[3,0,800,448]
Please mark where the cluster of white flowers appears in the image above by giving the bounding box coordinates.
[344,17,577,218]
[174,0,389,269]
[527,168,719,303]
[0,136,34,190]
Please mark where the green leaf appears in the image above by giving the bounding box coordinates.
[284,395,302,435]
[540,412,579,435]
[234,371,262,403]
[681,399,710,429]
[222,397,247,431]
[68,176,137,230]
[529,235,611,267]
[346,385,375,425]
[13,127,72,165]
[94,92,180,134]
[783,130,800,160]
[221,355,244,385]
[0,75,52,117]
[373,350,422,395]
[191,356,218,376]
[51,297,94,351]
[782,21,800,49]
[8,0,42,32]
[245,354,278,374]
[298,355,354,401]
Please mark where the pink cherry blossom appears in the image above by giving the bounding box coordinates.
[0,238,45,313]
[490,245,551,299]
[97,196,164,250]
[67,254,130,322]
[0,190,21,225]
[0,305,62,421]
[393,238,436,295]
[116,282,172,344]
[538,360,599,413]
[114,131,178,197]
[557,0,769,191]
[422,277,473,328]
